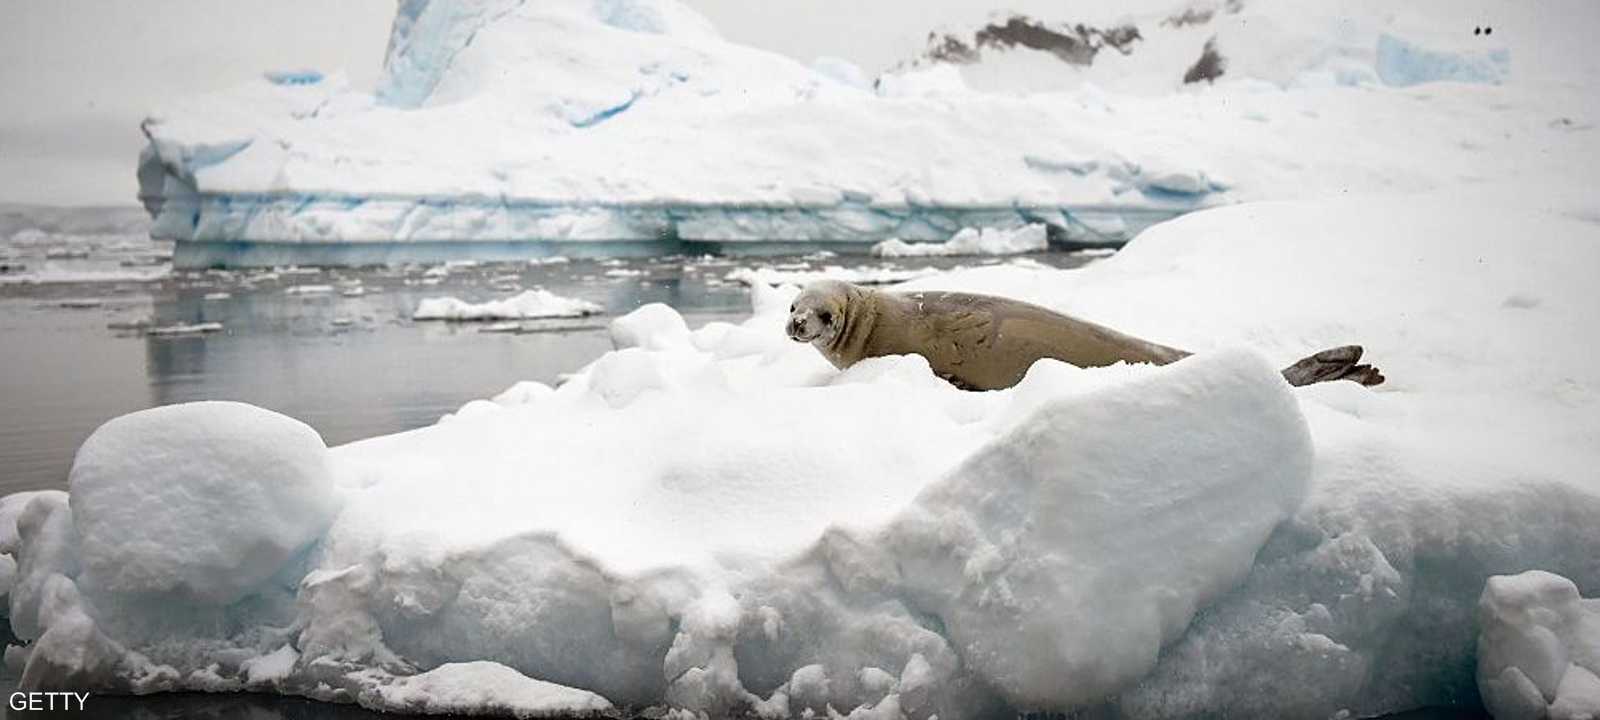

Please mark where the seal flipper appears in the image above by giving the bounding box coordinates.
[1280,345,1385,387]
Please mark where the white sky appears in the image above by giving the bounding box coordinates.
[0,0,1088,207]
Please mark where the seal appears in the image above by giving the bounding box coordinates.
[786,280,1383,390]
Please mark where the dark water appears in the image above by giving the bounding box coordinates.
[0,233,1096,495]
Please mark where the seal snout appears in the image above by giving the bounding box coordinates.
[786,312,819,343]
[788,281,850,344]
[786,315,807,342]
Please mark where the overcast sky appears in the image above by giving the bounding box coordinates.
[0,0,1087,207]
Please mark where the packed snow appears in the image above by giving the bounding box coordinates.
[871,224,1047,257]
[66,402,338,603]
[1477,571,1600,720]
[412,289,603,321]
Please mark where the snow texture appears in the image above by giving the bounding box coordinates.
[67,401,338,604]
[1478,571,1600,720]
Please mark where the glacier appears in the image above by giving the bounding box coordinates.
[134,0,1558,266]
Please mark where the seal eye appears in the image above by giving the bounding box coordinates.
[789,303,796,313]
[819,311,833,325]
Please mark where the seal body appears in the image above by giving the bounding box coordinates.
[786,280,1382,390]
[787,280,1187,390]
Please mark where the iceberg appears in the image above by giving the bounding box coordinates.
[133,0,1570,266]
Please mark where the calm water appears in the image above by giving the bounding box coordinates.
[0,228,1095,495]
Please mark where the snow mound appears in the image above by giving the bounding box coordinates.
[871,224,1046,257]
[413,289,602,321]
[609,302,692,351]
[883,347,1311,707]
[1478,571,1600,720]
[67,401,338,604]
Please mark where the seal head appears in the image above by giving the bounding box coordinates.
[786,280,854,347]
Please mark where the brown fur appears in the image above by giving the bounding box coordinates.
[789,281,1383,391]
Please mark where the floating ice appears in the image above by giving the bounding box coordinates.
[725,265,939,286]
[871,224,1047,257]
[412,289,603,321]
[144,322,223,336]
[0,267,171,285]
